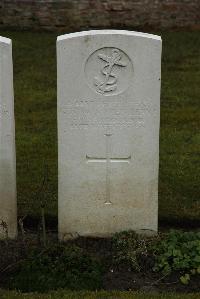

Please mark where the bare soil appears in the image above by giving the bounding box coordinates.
[0,232,199,293]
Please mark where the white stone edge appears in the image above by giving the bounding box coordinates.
[57,30,161,42]
[0,36,12,45]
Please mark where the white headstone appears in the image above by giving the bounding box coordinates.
[0,36,17,239]
[57,30,162,240]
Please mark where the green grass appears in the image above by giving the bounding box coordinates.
[0,30,199,222]
[0,290,200,299]
[160,32,200,221]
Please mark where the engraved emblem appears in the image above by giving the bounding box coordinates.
[85,47,133,96]
[94,49,127,94]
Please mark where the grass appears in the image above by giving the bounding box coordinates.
[0,290,200,299]
[159,32,200,222]
[0,30,199,223]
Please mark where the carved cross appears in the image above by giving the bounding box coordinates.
[86,133,131,204]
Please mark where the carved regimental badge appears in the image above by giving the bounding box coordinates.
[85,47,133,96]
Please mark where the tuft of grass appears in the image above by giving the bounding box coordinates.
[0,30,199,222]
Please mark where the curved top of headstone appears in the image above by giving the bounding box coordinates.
[57,30,161,42]
[0,36,11,45]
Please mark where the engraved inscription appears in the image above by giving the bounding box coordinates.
[86,133,131,204]
[0,104,9,119]
[61,99,157,130]
[85,47,133,96]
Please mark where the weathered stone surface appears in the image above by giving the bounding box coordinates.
[57,30,162,240]
[0,36,17,239]
[0,0,200,31]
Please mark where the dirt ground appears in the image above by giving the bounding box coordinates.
[0,231,199,293]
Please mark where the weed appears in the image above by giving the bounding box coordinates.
[152,230,200,284]
[7,244,103,292]
[112,231,154,271]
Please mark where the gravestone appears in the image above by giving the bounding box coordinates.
[0,36,17,239]
[57,30,162,240]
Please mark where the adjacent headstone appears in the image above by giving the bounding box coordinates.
[0,36,17,239]
[57,30,162,240]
